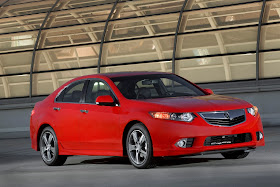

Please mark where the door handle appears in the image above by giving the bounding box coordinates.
[53,107,60,111]
[80,109,88,114]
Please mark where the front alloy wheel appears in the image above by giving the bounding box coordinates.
[40,127,67,166]
[126,124,155,169]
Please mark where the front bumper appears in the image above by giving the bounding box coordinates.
[149,113,265,157]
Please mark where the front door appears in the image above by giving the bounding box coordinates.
[78,80,121,151]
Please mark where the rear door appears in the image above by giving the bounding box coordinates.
[53,80,87,150]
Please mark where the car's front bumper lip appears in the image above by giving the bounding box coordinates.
[194,147,255,156]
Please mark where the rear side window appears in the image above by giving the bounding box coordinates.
[56,81,85,103]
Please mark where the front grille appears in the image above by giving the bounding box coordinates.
[199,109,246,126]
[206,115,245,126]
[204,133,252,146]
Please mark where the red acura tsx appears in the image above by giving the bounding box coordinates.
[30,72,264,169]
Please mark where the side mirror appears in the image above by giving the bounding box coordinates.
[204,88,214,95]
[96,95,115,106]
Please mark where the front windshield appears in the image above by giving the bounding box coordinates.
[111,74,205,100]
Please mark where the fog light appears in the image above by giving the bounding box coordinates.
[176,138,194,148]
[177,139,187,148]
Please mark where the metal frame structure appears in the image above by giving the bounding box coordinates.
[172,0,189,74]
[256,0,267,82]
[0,0,280,100]
[29,0,61,98]
[97,0,119,73]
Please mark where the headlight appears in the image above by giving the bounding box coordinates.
[247,106,258,116]
[149,112,195,122]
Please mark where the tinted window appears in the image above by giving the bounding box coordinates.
[112,74,205,100]
[56,81,85,103]
[85,80,113,104]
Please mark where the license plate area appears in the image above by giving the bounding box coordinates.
[204,133,252,146]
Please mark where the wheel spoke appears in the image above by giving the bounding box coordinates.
[139,134,145,144]
[135,152,140,164]
[140,150,147,158]
[47,150,52,160]
[131,131,138,144]
[48,133,53,144]
[50,147,55,154]
[42,146,47,153]
[42,134,48,145]
[129,144,137,151]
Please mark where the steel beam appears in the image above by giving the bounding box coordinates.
[97,0,119,73]
[256,0,267,81]
[0,57,11,98]
[259,2,272,79]
[101,3,125,72]
[172,0,192,74]
[29,0,61,98]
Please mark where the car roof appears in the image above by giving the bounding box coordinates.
[80,71,172,79]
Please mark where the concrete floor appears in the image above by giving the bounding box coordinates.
[0,127,280,187]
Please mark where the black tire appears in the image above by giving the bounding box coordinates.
[126,123,155,169]
[221,150,250,159]
[39,127,67,166]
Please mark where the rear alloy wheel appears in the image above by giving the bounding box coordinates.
[221,150,250,159]
[40,127,67,166]
[126,124,155,169]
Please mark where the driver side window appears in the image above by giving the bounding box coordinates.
[85,80,113,104]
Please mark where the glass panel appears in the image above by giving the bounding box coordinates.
[6,0,49,6]
[35,44,99,71]
[0,78,4,98]
[268,2,280,23]
[55,0,116,10]
[85,80,112,104]
[191,0,258,9]
[104,36,174,65]
[8,74,30,98]
[57,80,86,103]
[262,24,280,50]
[101,61,172,73]
[32,68,97,96]
[261,52,280,79]
[0,14,46,33]
[177,57,226,83]
[109,14,179,40]
[184,3,261,32]
[177,53,256,83]
[229,53,256,81]
[109,1,183,40]
[119,0,184,18]
[0,32,37,52]
[51,3,113,27]
[178,27,258,58]
[4,0,53,16]
[41,24,105,48]
[0,52,32,75]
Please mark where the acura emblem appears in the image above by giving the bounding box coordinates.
[224,112,230,119]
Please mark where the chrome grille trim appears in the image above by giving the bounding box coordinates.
[198,109,246,127]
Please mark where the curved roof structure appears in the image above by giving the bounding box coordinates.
[0,0,279,99]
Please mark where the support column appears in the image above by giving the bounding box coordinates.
[97,0,120,73]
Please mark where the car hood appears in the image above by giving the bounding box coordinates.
[143,95,251,112]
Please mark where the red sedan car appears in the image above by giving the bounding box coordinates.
[30,72,264,169]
